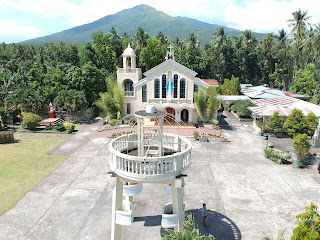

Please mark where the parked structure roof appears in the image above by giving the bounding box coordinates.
[202,79,219,86]
[248,97,320,117]
[241,85,307,99]
[218,95,250,102]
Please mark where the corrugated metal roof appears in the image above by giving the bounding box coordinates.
[249,97,320,117]
[218,95,250,102]
[241,85,305,99]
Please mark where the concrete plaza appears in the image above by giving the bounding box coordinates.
[1,112,320,240]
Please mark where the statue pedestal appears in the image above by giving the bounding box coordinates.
[48,111,55,118]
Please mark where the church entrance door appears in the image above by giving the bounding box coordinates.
[165,108,175,125]
[181,109,189,122]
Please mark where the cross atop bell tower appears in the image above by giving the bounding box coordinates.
[165,43,175,61]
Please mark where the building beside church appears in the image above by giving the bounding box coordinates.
[117,44,217,124]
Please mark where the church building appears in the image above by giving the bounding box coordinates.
[117,44,217,124]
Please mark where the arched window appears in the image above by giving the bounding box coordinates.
[124,79,133,91]
[162,74,166,98]
[180,78,186,98]
[154,79,160,98]
[174,74,178,98]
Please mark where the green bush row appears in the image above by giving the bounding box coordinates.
[44,123,75,132]
[0,131,15,144]
[264,147,291,164]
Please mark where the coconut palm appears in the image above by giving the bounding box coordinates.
[212,27,227,49]
[187,33,200,49]
[312,23,320,72]
[288,9,311,74]
[157,32,169,45]
[277,29,287,44]
[135,28,149,53]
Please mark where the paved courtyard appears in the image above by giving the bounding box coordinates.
[1,112,320,240]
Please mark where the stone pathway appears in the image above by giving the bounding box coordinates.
[0,113,320,240]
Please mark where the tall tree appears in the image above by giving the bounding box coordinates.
[288,9,311,75]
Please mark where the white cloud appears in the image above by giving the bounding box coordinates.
[2,0,320,34]
[0,21,39,38]
[224,0,320,33]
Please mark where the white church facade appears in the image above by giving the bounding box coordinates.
[117,44,214,124]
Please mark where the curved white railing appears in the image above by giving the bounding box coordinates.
[109,133,191,182]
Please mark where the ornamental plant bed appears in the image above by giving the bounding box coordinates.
[264,147,291,164]
[0,130,15,144]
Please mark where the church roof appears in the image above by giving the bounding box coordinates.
[143,59,197,77]
[202,79,219,86]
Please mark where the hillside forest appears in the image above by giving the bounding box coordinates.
[1,9,320,115]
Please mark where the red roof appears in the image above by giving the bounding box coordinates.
[202,79,219,86]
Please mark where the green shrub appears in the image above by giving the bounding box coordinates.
[232,100,254,117]
[264,147,291,164]
[0,108,9,126]
[55,123,66,132]
[265,112,283,133]
[0,131,15,144]
[44,125,53,130]
[193,131,199,138]
[110,119,117,126]
[162,214,215,239]
[304,112,318,136]
[291,202,320,239]
[63,123,75,132]
[284,109,304,136]
[21,113,41,130]
[292,134,311,160]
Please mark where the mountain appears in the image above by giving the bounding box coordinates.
[21,4,266,45]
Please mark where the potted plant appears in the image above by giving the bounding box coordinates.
[292,134,311,168]
[193,131,199,140]
[200,133,208,142]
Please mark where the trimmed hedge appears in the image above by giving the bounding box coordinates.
[21,113,41,130]
[264,147,291,164]
[0,131,15,144]
[63,123,75,132]
[55,123,66,132]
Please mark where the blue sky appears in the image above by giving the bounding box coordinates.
[0,0,319,43]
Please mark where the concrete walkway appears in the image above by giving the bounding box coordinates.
[1,113,320,240]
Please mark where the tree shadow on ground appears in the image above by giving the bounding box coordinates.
[218,114,233,131]
[134,209,241,240]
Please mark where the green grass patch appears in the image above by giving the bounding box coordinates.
[0,135,68,215]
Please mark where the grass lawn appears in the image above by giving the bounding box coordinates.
[0,133,69,215]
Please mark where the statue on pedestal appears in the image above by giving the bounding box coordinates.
[311,117,320,148]
[48,102,55,118]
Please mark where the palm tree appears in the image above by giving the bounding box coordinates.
[212,27,227,49]
[288,9,311,74]
[278,29,287,44]
[157,32,169,45]
[187,33,200,49]
[301,27,314,69]
[135,28,149,53]
[241,29,258,48]
[312,23,320,72]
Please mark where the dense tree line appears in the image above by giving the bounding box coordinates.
[1,9,320,114]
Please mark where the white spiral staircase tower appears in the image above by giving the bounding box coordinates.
[107,105,191,240]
